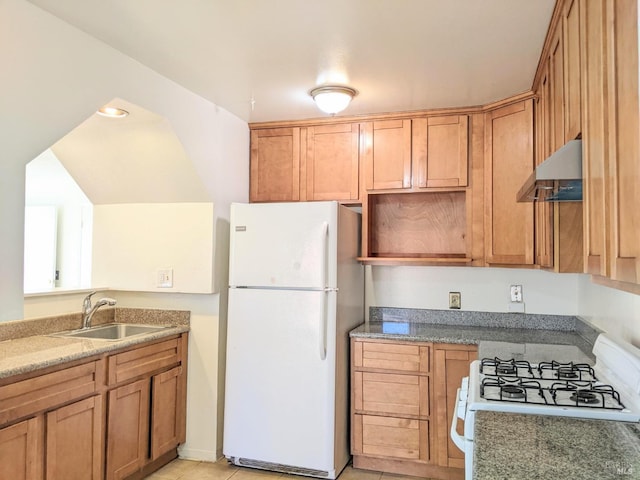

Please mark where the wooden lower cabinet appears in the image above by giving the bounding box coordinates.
[353,414,429,461]
[106,345,187,480]
[433,345,478,469]
[106,379,150,480]
[0,332,188,480]
[352,338,476,480]
[46,396,103,480]
[0,417,43,480]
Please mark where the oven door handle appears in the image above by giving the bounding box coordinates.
[450,388,466,452]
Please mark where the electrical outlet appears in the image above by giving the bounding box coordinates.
[510,285,523,303]
[449,292,461,309]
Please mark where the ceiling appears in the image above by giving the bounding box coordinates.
[26,0,556,124]
[50,99,210,204]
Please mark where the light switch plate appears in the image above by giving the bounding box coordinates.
[157,268,173,288]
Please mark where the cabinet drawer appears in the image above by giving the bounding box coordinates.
[0,361,100,425]
[354,341,430,373]
[354,372,429,417]
[353,414,429,461]
[108,338,181,385]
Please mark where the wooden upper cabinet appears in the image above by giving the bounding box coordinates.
[608,0,640,285]
[413,115,468,188]
[534,73,553,269]
[550,24,566,151]
[250,128,300,202]
[581,0,608,276]
[363,119,412,191]
[484,100,534,266]
[304,123,359,201]
[564,0,582,140]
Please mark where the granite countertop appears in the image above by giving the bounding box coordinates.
[350,307,600,362]
[0,308,190,380]
[474,411,640,479]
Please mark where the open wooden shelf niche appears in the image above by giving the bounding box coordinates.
[359,191,472,266]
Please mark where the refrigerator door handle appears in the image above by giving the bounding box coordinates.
[319,290,327,360]
[319,221,329,360]
[320,221,329,289]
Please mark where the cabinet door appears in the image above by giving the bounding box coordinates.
[581,0,608,276]
[106,379,150,480]
[0,417,43,480]
[534,67,554,268]
[353,340,430,373]
[413,115,468,188]
[608,0,640,285]
[250,128,300,202]
[46,396,103,480]
[353,414,429,462]
[484,100,534,265]
[151,366,186,460]
[363,119,412,190]
[564,0,582,141]
[304,124,359,201]
[433,346,477,469]
[353,372,429,417]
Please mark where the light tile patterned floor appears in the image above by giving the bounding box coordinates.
[145,458,419,480]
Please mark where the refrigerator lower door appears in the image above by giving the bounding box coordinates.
[224,288,338,477]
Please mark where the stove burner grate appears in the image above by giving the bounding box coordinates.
[481,377,546,403]
[549,382,625,410]
[570,391,599,404]
[480,357,533,377]
[538,361,596,381]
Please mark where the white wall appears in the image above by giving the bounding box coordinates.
[92,203,215,293]
[366,265,580,316]
[0,0,248,319]
[3,0,249,461]
[577,276,640,346]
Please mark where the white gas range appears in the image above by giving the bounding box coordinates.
[451,334,640,480]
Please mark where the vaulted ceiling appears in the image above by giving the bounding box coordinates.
[26,0,556,123]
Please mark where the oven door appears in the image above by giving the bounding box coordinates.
[451,377,474,480]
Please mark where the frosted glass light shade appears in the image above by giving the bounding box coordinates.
[310,86,357,114]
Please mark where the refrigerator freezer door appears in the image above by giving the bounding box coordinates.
[224,288,337,473]
[229,202,338,289]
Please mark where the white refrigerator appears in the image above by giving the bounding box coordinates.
[223,201,364,479]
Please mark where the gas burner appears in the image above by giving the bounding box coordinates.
[538,361,596,381]
[502,385,526,399]
[570,390,600,404]
[557,366,580,379]
[480,377,545,403]
[480,357,533,377]
[497,364,517,375]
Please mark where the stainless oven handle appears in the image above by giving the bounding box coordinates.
[450,388,466,452]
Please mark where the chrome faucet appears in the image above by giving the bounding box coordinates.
[82,291,117,329]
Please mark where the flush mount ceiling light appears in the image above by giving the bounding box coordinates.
[310,85,357,115]
[96,106,129,118]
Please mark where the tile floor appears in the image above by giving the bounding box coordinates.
[145,458,418,480]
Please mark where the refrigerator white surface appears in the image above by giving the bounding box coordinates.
[223,202,363,479]
[228,201,338,289]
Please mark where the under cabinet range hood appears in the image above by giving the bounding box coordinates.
[517,139,583,202]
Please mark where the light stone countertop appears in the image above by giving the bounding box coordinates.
[0,308,190,380]
[474,411,640,480]
[350,307,598,362]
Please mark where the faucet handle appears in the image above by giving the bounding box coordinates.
[82,291,97,312]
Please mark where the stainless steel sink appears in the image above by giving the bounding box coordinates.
[53,323,167,341]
